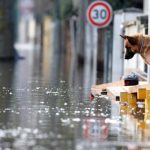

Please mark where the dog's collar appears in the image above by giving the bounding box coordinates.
[139,37,144,53]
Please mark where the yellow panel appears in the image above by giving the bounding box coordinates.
[145,98,150,112]
[144,111,150,121]
[120,92,128,102]
[137,121,145,129]
[146,90,150,100]
[137,88,146,99]
[127,93,137,114]
[128,93,136,105]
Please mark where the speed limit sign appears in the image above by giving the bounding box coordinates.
[87,1,113,28]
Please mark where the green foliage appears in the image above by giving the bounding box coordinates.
[52,0,143,20]
[60,0,73,20]
[106,0,143,10]
[52,0,73,20]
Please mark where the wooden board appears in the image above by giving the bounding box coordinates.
[91,81,148,94]
[91,80,124,95]
[106,86,126,101]
[107,82,148,101]
[123,82,148,93]
[91,81,150,101]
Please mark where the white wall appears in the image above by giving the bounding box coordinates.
[112,12,142,81]
[124,24,138,75]
[124,23,147,76]
[147,0,150,82]
[144,0,148,14]
[112,13,124,81]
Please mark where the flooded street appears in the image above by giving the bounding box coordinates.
[0,21,101,149]
[0,51,150,149]
[0,1,149,149]
[0,27,150,150]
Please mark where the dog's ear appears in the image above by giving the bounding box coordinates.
[120,35,127,39]
[126,36,138,45]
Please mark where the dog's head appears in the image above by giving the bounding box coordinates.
[120,34,141,60]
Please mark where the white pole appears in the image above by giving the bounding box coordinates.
[148,0,150,82]
[148,67,150,82]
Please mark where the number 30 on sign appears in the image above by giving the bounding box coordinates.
[87,1,113,28]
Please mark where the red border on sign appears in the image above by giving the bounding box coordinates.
[87,1,112,28]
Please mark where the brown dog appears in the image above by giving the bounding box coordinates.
[120,34,150,65]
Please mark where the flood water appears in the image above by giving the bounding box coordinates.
[0,19,99,150]
[0,21,150,150]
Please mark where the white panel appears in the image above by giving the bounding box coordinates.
[124,23,138,74]
[112,12,142,81]
[148,0,150,82]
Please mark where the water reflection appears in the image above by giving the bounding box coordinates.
[76,95,150,150]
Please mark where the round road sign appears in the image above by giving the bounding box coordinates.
[87,1,113,28]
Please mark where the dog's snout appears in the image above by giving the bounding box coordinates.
[125,49,135,59]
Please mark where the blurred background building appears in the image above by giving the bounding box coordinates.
[0,0,144,84]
